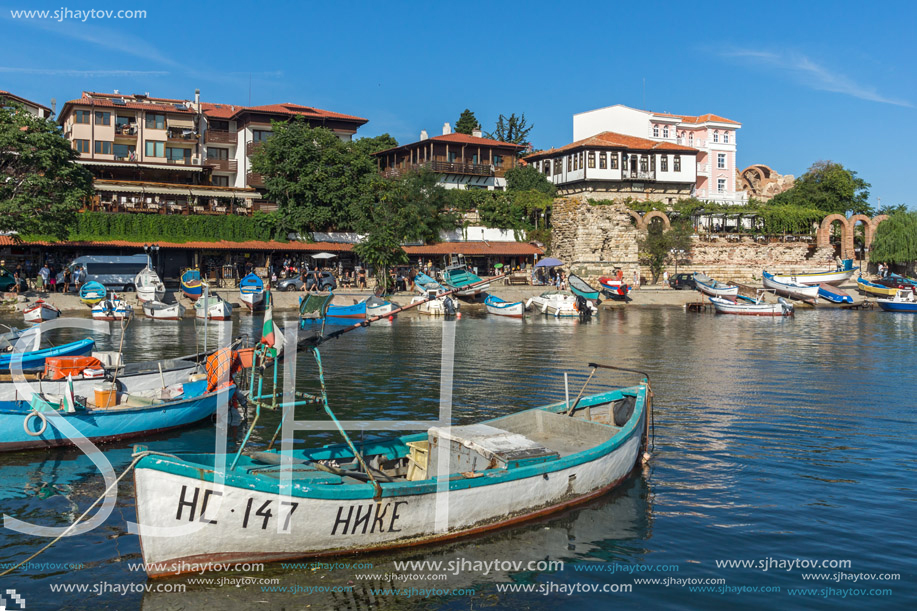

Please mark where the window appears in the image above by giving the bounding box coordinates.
[567,155,572,172]
[713,131,719,143]
[579,152,584,169]
[663,126,669,138]
[717,178,726,193]
[674,155,681,171]
[166,147,190,162]
[73,139,90,153]
[573,154,578,171]
[639,156,648,172]
[543,160,551,174]
[554,158,562,175]
[660,155,668,172]
[724,131,730,144]
[146,114,165,129]
[145,141,164,157]
[212,175,229,187]
[653,125,659,137]
[622,154,628,171]
[74,110,90,124]
[209,119,229,131]
[94,140,112,155]
[610,152,618,169]
[599,152,607,169]
[113,144,135,160]
[472,154,479,164]
[94,111,110,126]
[587,151,595,168]
[493,155,503,167]
[252,129,271,143]
[207,147,228,160]
[650,155,656,171]
[448,151,457,163]
[688,133,694,145]
[717,153,726,169]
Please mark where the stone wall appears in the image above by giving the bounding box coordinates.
[551,197,842,285]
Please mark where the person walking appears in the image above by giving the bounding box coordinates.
[663,270,669,287]
[633,269,640,289]
[62,268,72,293]
[38,263,50,291]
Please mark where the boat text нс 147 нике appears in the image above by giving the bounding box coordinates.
[131,362,653,577]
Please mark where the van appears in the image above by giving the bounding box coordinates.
[68,255,152,291]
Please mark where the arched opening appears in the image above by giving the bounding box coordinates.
[643,210,671,231]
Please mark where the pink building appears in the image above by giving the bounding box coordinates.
[573,105,744,204]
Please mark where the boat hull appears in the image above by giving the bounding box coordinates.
[817,283,854,304]
[693,274,739,297]
[0,338,96,370]
[484,296,525,317]
[763,273,820,301]
[598,278,630,300]
[709,297,793,316]
[0,383,229,452]
[133,391,646,577]
[857,278,900,297]
[23,303,59,323]
[137,286,165,303]
[770,268,857,286]
[143,302,187,321]
[876,301,917,312]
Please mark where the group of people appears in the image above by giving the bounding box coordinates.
[876,262,891,278]
[0,259,87,293]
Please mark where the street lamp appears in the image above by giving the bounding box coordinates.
[670,249,685,276]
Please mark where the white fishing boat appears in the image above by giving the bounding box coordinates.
[239,273,264,311]
[709,294,794,317]
[693,273,739,297]
[135,267,166,303]
[768,267,858,287]
[410,292,459,316]
[131,364,652,577]
[762,271,820,301]
[484,294,525,318]
[143,301,186,321]
[91,296,133,321]
[526,291,595,317]
[22,300,60,324]
[194,295,233,321]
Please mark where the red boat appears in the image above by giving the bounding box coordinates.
[598,277,631,300]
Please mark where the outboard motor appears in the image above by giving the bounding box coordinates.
[575,294,592,321]
[443,296,456,316]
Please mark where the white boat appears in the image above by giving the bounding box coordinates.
[410,293,459,316]
[135,267,166,303]
[484,294,525,317]
[91,297,133,321]
[768,267,858,287]
[693,273,739,297]
[709,295,794,317]
[22,300,60,324]
[131,370,652,577]
[762,271,820,301]
[0,354,201,403]
[143,301,186,321]
[526,291,596,317]
[194,295,232,321]
[239,273,264,311]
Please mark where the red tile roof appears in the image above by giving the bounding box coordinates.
[654,112,740,125]
[0,90,51,112]
[524,131,697,161]
[201,102,367,124]
[0,236,540,256]
[59,95,195,116]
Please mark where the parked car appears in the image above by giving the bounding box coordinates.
[277,271,337,292]
[669,273,696,290]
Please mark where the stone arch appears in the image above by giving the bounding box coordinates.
[817,214,851,258]
[643,210,671,231]
[848,214,873,258]
[626,209,645,230]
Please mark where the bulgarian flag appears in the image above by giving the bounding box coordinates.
[261,290,275,347]
[62,374,77,413]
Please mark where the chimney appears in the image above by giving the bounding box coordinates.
[472,127,482,138]
[50,98,56,116]
[442,122,451,135]
[113,89,119,95]
[420,129,428,141]
[194,88,200,107]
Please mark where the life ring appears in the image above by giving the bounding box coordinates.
[24,410,47,436]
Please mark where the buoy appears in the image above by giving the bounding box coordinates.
[456,313,462,319]
[388,316,393,321]
[642,451,652,463]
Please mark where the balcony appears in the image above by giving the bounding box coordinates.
[166,157,193,166]
[204,129,236,145]
[382,160,498,179]
[246,140,265,157]
[247,172,265,187]
[167,130,197,143]
[621,169,656,181]
[114,125,138,139]
[205,158,238,172]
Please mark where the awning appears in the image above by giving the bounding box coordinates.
[167,117,195,129]
[94,182,145,193]
[78,160,202,172]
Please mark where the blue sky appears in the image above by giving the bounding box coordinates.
[2,0,914,208]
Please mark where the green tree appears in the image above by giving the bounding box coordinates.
[771,161,871,215]
[249,119,380,234]
[352,133,398,156]
[637,220,693,284]
[505,165,555,196]
[0,104,93,238]
[454,109,479,135]
[869,210,917,265]
[486,113,533,148]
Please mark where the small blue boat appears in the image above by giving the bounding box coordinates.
[442,265,489,296]
[414,271,445,293]
[326,296,395,319]
[239,272,265,310]
[816,283,854,304]
[568,274,601,301]
[484,294,525,317]
[0,379,233,452]
[79,281,106,305]
[0,337,95,371]
[180,269,203,301]
[877,288,917,313]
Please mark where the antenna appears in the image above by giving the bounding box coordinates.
[642,77,646,110]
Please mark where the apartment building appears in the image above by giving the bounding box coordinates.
[1,90,51,118]
[372,123,525,190]
[525,131,698,203]
[58,90,368,215]
[573,105,744,204]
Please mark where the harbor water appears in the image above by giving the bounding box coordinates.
[0,307,913,609]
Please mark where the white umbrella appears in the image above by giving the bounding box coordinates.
[311,252,337,259]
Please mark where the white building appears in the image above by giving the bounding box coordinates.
[525,131,698,204]
[1,90,51,118]
[573,105,744,204]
